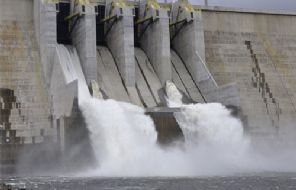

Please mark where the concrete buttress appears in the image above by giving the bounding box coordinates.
[138,0,172,85]
[104,0,136,87]
[70,0,97,85]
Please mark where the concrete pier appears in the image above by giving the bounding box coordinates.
[104,0,135,87]
[138,0,171,85]
[34,0,58,85]
[170,0,239,107]
[70,0,97,84]
[170,0,218,102]
[146,107,184,145]
[171,49,205,103]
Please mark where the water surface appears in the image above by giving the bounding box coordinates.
[2,173,296,190]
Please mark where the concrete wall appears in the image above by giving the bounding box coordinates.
[135,48,163,107]
[0,0,53,172]
[171,49,205,103]
[50,45,94,169]
[0,0,33,21]
[202,9,296,140]
[105,0,135,87]
[70,1,97,85]
[146,107,184,145]
[34,0,57,85]
[50,45,79,119]
[170,1,239,107]
[138,0,171,85]
[96,46,131,103]
[170,3,219,103]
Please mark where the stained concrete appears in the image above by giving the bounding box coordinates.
[0,2,53,172]
[202,9,296,140]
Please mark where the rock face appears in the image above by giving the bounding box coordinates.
[0,19,53,173]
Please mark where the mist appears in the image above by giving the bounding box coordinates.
[76,80,296,177]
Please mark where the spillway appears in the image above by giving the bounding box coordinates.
[96,46,164,107]
[171,49,205,103]
[135,47,163,107]
[79,78,251,176]
[96,46,131,102]
[1,0,296,175]
[96,45,206,106]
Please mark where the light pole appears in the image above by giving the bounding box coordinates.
[205,0,208,6]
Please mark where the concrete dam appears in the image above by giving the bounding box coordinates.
[1,0,296,174]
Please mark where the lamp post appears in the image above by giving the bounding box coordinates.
[205,0,208,6]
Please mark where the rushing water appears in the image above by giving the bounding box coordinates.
[76,76,296,177]
[77,76,250,176]
[31,46,296,178]
[2,47,296,189]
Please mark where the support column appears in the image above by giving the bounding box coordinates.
[171,0,218,102]
[57,117,65,152]
[34,0,58,85]
[170,0,239,106]
[138,0,171,85]
[70,0,97,85]
[104,0,135,86]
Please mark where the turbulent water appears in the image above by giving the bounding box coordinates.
[71,51,296,177]
[80,96,253,176]
[3,174,296,190]
[77,77,249,176]
[3,48,296,190]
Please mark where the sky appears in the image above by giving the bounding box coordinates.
[188,0,296,11]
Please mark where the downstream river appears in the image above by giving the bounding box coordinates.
[1,173,296,190]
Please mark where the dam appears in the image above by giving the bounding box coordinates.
[0,0,296,174]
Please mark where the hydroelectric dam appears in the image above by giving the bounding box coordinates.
[1,0,296,174]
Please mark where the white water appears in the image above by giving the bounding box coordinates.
[80,97,250,176]
[165,81,248,149]
[75,66,256,177]
[71,50,296,176]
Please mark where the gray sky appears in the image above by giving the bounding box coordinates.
[189,0,296,11]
